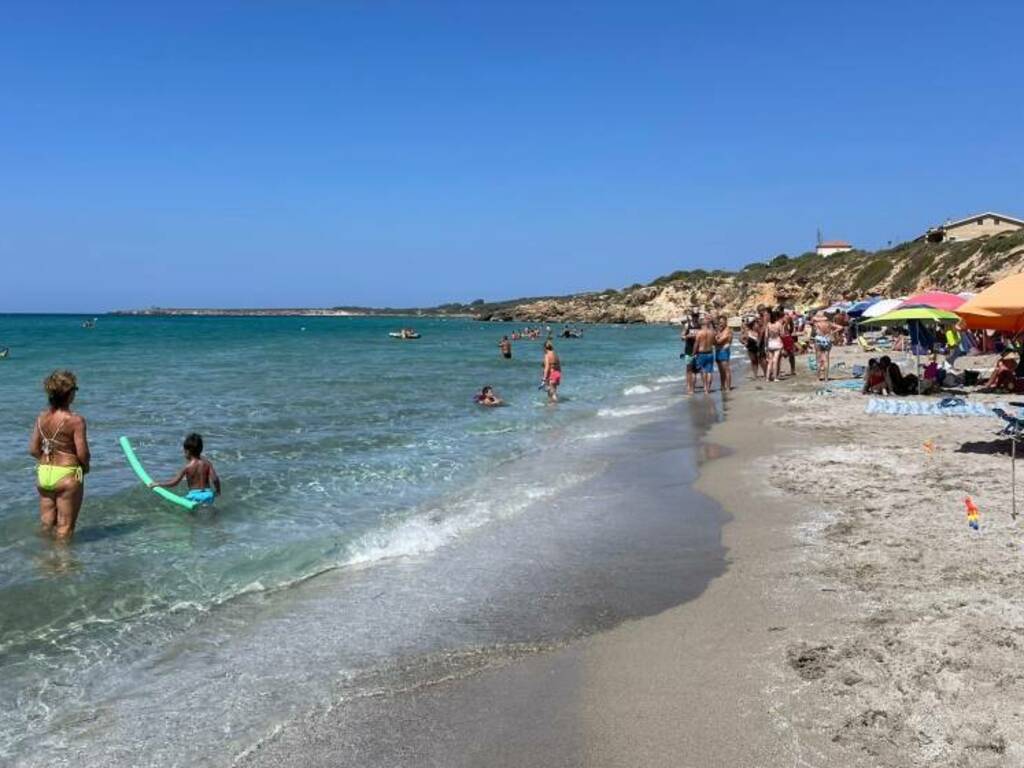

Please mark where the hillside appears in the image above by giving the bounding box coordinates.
[478,231,1024,323]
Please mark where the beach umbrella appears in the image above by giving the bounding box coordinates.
[956,272,1024,334]
[898,291,966,312]
[860,298,904,319]
[859,307,962,325]
[847,297,881,318]
[824,301,852,314]
[954,273,1024,519]
[860,307,961,390]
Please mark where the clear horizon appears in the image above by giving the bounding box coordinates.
[3,1,1023,312]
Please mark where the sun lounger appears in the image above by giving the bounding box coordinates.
[864,398,1012,417]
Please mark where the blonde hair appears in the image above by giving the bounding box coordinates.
[44,370,78,409]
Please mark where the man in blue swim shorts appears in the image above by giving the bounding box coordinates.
[692,315,717,395]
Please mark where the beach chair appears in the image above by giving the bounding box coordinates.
[992,408,1024,520]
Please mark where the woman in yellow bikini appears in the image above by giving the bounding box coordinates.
[29,370,90,540]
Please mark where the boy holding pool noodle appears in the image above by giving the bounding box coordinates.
[148,433,221,505]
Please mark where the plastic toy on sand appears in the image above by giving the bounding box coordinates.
[964,497,980,530]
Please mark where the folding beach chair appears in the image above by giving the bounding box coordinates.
[992,407,1024,520]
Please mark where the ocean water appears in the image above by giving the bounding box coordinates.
[0,315,722,766]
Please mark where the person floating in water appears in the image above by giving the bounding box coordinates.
[29,370,90,540]
[475,385,504,407]
[542,340,562,403]
[149,433,221,505]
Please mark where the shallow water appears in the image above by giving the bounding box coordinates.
[0,314,718,765]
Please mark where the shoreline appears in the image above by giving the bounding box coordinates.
[239,360,1024,767]
[236,387,790,768]
[235,395,731,768]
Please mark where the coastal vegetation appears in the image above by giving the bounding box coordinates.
[481,230,1024,323]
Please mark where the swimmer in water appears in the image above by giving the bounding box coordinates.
[149,433,221,505]
[498,336,512,359]
[475,385,504,407]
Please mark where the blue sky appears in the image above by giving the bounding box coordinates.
[2,1,1022,311]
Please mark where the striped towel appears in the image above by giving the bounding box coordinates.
[864,398,1010,417]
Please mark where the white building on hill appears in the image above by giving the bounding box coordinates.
[816,240,853,257]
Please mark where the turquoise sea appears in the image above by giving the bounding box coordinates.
[0,314,722,766]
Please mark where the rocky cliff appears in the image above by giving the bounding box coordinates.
[478,231,1024,323]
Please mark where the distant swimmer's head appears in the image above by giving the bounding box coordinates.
[481,386,493,396]
[44,370,78,409]
[183,432,204,459]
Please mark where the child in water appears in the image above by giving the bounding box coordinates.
[149,433,221,505]
[474,385,504,407]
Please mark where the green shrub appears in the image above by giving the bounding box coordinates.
[853,258,893,291]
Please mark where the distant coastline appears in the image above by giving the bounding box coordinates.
[109,229,1024,323]
[109,307,475,318]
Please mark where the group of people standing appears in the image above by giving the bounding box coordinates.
[740,307,800,383]
[739,306,840,384]
[679,313,734,395]
[683,305,843,392]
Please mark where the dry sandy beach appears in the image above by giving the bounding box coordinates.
[241,352,1024,768]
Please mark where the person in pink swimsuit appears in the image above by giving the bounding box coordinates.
[543,341,562,403]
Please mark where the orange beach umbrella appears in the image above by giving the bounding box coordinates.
[956,272,1024,334]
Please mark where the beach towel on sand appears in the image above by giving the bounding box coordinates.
[864,398,1012,418]
[824,379,863,390]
